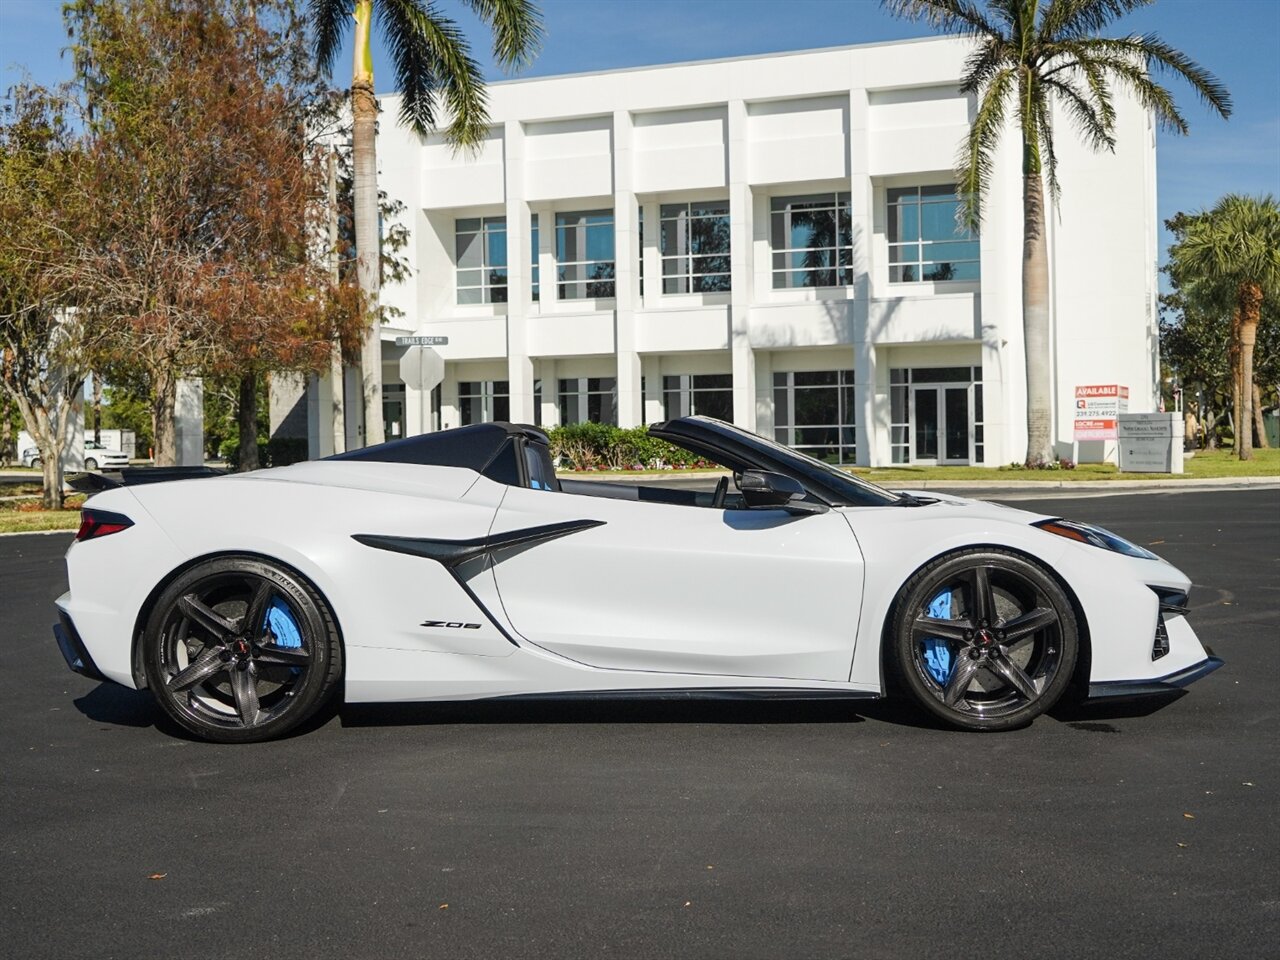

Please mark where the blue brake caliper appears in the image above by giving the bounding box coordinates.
[922,590,954,685]
[263,598,303,677]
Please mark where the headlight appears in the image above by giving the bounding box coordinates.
[1032,518,1161,560]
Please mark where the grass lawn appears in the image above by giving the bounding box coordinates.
[853,447,1280,482]
[0,510,81,534]
[0,494,86,534]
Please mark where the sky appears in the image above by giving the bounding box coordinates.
[2,0,1277,267]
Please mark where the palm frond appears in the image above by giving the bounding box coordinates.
[309,0,349,77]
[1041,75,1114,153]
[377,0,489,147]
[1042,0,1152,41]
[879,0,1003,39]
[955,66,1015,229]
[462,0,545,71]
[1068,34,1232,120]
[960,35,1013,95]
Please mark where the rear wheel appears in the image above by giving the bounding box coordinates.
[143,556,342,743]
[890,549,1077,731]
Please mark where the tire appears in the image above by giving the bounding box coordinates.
[142,556,343,743]
[84,458,98,471]
[889,549,1078,732]
[30,457,42,469]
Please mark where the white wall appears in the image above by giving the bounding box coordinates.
[368,36,1155,465]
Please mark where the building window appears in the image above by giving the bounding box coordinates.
[773,370,856,464]
[558,377,617,425]
[531,214,540,302]
[556,210,615,299]
[771,193,853,289]
[458,380,510,426]
[662,374,733,421]
[661,201,731,293]
[456,217,507,304]
[887,185,979,283]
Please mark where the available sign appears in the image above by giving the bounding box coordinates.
[1073,384,1129,440]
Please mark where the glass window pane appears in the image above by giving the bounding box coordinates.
[920,200,959,241]
[457,286,482,304]
[662,276,688,294]
[456,217,481,233]
[487,228,508,267]
[493,395,510,422]
[690,217,729,255]
[693,273,731,293]
[771,212,788,250]
[695,390,733,421]
[456,231,482,268]
[794,370,838,387]
[773,386,789,425]
[694,373,732,390]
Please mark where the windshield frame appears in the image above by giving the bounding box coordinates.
[649,416,903,508]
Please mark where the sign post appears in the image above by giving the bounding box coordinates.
[396,336,448,434]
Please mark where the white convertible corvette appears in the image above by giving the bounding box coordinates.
[54,417,1221,742]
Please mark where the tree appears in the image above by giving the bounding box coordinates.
[308,0,543,447]
[1167,194,1280,459]
[0,84,101,508]
[64,0,365,467]
[883,0,1230,465]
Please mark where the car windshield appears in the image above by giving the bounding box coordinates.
[691,418,902,507]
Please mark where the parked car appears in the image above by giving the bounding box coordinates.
[83,440,130,471]
[55,417,1220,743]
[22,440,130,471]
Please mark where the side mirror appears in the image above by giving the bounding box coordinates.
[738,470,808,508]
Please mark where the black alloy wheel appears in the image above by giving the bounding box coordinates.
[891,549,1078,731]
[143,556,342,743]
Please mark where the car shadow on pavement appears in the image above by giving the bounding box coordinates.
[73,683,164,729]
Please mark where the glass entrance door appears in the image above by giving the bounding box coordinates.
[911,385,971,464]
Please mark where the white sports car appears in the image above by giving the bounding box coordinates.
[54,417,1221,743]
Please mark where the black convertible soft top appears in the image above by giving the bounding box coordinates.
[329,422,556,489]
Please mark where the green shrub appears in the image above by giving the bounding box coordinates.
[543,423,714,471]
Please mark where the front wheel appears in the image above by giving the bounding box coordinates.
[890,549,1078,731]
[143,556,343,743]
[84,457,98,471]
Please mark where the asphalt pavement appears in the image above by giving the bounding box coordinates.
[1,489,1277,959]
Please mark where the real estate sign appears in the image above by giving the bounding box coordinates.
[1074,384,1129,441]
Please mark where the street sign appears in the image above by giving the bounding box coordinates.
[399,346,445,394]
[395,335,449,347]
[1073,384,1129,441]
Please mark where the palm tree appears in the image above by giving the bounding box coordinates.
[883,0,1230,465]
[1171,194,1280,460]
[310,0,542,446]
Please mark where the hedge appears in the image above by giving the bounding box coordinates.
[542,423,716,471]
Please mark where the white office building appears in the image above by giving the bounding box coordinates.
[300,35,1160,467]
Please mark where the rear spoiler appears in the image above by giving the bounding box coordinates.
[68,466,226,494]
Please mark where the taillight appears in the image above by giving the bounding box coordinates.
[76,508,134,542]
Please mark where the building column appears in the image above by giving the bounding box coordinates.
[537,358,559,427]
[848,83,876,467]
[641,354,663,422]
[640,198,661,313]
[726,99,756,431]
[505,119,535,424]
[613,109,642,428]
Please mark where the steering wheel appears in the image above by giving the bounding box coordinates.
[711,475,729,510]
